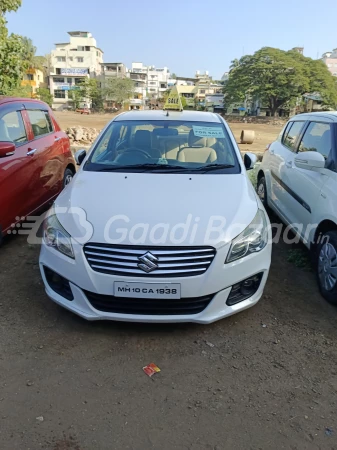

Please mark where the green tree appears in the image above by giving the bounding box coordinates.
[171,73,177,79]
[224,47,337,116]
[68,88,84,110]
[36,87,53,106]
[0,0,28,94]
[80,78,104,110]
[180,95,188,109]
[104,77,135,105]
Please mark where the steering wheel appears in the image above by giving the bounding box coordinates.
[122,147,152,159]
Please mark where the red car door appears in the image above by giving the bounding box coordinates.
[25,105,65,206]
[0,105,37,235]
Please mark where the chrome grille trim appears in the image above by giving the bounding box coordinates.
[83,244,216,278]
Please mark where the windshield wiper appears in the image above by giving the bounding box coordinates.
[192,163,235,172]
[94,163,190,172]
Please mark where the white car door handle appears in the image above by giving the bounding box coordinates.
[55,136,61,142]
[269,148,275,155]
[27,148,37,156]
[286,160,293,168]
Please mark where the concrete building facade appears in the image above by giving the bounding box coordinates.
[131,63,170,99]
[49,31,103,109]
[322,50,337,76]
[21,68,46,97]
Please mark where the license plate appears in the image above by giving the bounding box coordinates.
[114,282,181,299]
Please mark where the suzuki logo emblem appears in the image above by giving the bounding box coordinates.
[137,252,159,273]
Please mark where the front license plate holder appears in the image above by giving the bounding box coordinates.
[114,282,181,299]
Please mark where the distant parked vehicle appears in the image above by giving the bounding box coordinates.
[258,112,337,304]
[0,97,75,241]
[76,107,90,115]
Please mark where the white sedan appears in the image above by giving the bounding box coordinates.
[39,110,272,323]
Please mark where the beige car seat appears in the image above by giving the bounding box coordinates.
[178,130,217,163]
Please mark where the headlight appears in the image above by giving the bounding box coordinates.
[43,207,74,259]
[226,210,268,263]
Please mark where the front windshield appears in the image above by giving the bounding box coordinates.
[84,119,240,174]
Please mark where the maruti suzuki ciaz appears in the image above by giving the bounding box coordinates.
[39,110,272,323]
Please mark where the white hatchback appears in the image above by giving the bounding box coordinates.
[39,110,271,323]
[258,112,337,304]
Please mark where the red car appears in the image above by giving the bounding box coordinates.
[0,97,75,240]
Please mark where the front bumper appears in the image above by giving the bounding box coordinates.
[39,240,272,324]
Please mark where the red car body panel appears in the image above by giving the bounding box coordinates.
[0,97,75,236]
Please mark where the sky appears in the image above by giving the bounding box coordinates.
[6,0,337,80]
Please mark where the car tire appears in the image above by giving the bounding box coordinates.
[63,168,74,189]
[316,230,337,305]
[257,176,268,209]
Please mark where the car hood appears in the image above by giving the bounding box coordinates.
[54,171,259,249]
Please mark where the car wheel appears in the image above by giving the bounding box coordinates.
[63,168,74,189]
[257,176,268,209]
[317,230,337,305]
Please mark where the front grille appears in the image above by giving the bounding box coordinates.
[83,244,216,277]
[84,290,213,315]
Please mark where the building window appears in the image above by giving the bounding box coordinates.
[74,78,84,85]
[78,46,85,51]
[77,57,84,63]
[150,88,156,92]
[69,57,73,61]
[54,90,66,99]
[107,101,114,108]
[67,78,72,84]
[27,74,34,81]
[150,82,156,85]
[53,77,65,83]
[56,68,61,74]
[57,56,66,62]
[200,90,205,94]
[160,83,166,88]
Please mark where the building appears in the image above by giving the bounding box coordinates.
[129,71,147,110]
[194,71,222,104]
[131,62,170,99]
[21,68,46,97]
[176,85,198,108]
[100,62,126,79]
[49,31,104,110]
[99,63,128,108]
[322,50,337,76]
[292,47,304,55]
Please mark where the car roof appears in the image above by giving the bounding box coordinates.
[0,96,47,106]
[291,111,337,122]
[114,110,222,123]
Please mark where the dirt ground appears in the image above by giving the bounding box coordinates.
[1,218,337,450]
[1,112,336,450]
[54,111,284,155]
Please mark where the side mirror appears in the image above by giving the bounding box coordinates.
[75,149,87,166]
[0,141,15,158]
[244,152,257,170]
[294,152,325,170]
